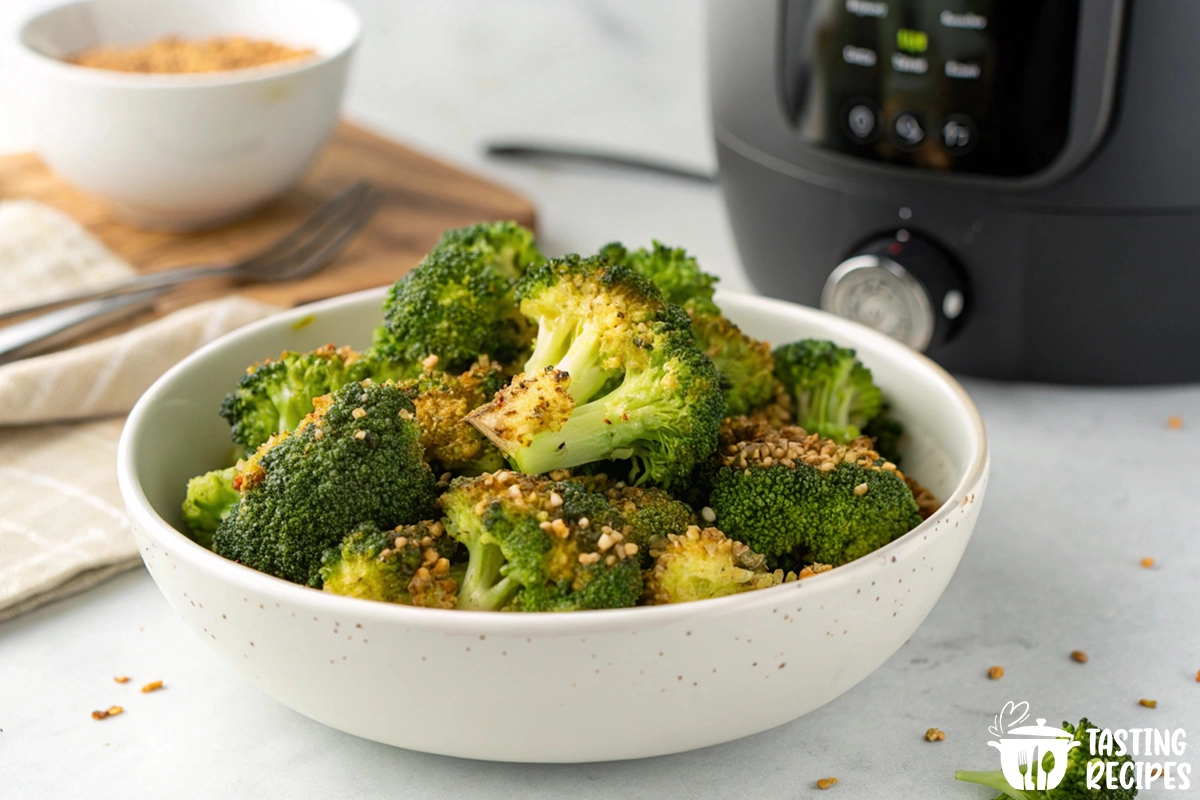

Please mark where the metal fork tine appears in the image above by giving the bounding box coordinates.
[270,190,381,281]
[235,181,371,272]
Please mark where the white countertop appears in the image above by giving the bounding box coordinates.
[1,2,1198,798]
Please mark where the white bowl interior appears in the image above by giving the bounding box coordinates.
[130,289,981,546]
[20,0,358,64]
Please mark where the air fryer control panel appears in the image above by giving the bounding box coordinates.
[782,1,1082,176]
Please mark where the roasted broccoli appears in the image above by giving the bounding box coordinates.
[180,466,239,548]
[465,255,724,488]
[862,412,905,465]
[597,240,720,315]
[643,525,781,604]
[219,344,410,451]
[399,356,508,475]
[689,310,777,418]
[564,473,698,559]
[320,520,461,607]
[773,339,884,443]
[705,418,922,565]
[956,718,1139,800]
[213,380,438,587]
[375,221,542,371]
[600,241,774,417]
[442,471,643,611]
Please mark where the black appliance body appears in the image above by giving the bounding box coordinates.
[710,0,1197,384]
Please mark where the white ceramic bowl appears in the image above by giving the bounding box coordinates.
[117,289,988,762]
[14,0,359,230]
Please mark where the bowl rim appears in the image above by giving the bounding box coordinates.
[14,0,360,89]
[117,287,989,635]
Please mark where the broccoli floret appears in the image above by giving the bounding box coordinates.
[375,221,542,371]
[399,356,508,475]
[597,240,720,315]
[213,380,438,587]
[773,339,884,443]
[441,471,642,612]
[320,520,460,607]
[180,466,239,548]
[465,255,724,489]
[862,413,904,465]
[956,718,1138,800]
[643,525,779,604]
[565,473,697,560]
[689,310,776,418]
[598,241,773,418]
[705,418,922,565]
[220,344,411,450]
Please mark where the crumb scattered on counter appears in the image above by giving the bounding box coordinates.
[113,676,129,684]
[1167,415,1184,429]
[1139,698,1157,709]
[925,728,945,742]
[140,680,164,693]
[91,706,123,720]
[988,665,1005,680]
[1140,557,1155,569]
[1070,650,1088,664]
[816,777,838,790]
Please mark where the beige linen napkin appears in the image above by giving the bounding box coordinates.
[0,200,279,621]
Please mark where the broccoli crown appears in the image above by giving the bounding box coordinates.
[319,520,460,607]
[219,344,411,450]
[772,339,884,443]
[212,380,438,587]
[180,466,239,548]
[441,471,642,612]
[643,525,779,604]
[467,255,724,488]
[690,310,777,418]
[376,222,542,371]
[956,718,1138,800]
[399,356,508,475]
[705,418,922,565]
[566,473,698,555]
[597,240,720,315]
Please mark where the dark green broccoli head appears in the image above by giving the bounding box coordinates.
[643,525,779,604]
[180,466,239,548]
[690,310,776,418]
[956,717,1138,800]
[376,221,542,371]
[597,240,720,315]
[441,471,642,612]
[320,520,460,607]
[466,256,724,488]
[862,413,905,466]
[566,473,697,559]
[705,418,921,565]
[773,339,884,443]
[213,380,438,587]
[398,356,508,476]
[219,344,412,451]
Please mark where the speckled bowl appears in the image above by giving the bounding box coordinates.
[116,288,988,762]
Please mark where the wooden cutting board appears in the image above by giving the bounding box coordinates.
[0,122,536,317]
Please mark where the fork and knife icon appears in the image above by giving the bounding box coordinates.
[1017,746,1048,791]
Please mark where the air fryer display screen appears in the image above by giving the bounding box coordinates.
[782,0,1082,176]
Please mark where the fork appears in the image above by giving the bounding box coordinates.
[0,183,379,365]
[1017,749,1030,790]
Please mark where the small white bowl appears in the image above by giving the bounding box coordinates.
[117,289,988,762]
[14,0,359,230]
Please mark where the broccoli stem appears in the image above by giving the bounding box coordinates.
[954,770,1033,800]
[457,537,520,611]
[511,370,665,475]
